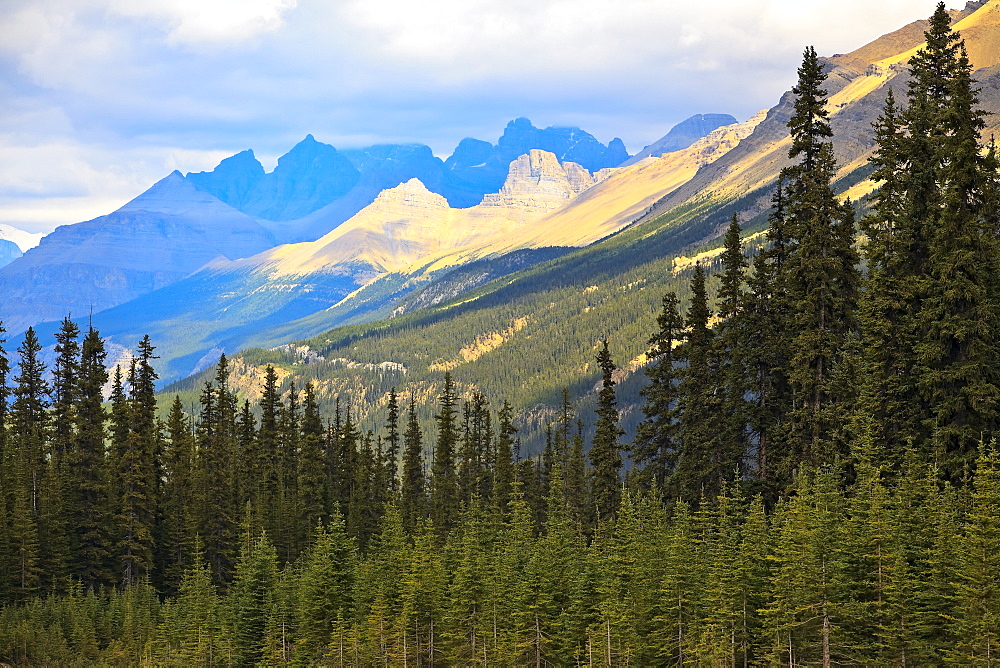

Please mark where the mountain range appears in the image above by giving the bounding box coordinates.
[2,112,736,375]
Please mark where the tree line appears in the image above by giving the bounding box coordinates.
[3,3,1000,664]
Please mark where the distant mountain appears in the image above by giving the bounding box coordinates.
[0,239,20,269]
[622,113,738,166]
[186,119,631,243]
[0,223,44,252]
[68,110,761,385]
[0,172,277,334]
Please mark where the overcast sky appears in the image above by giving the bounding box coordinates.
[0,0,945,233]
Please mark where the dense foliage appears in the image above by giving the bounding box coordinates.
[2,5,1000,664]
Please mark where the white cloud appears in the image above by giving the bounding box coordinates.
[106,0,299,45]
[0,136,232,233]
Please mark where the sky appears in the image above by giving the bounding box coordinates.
[0,0,946,234]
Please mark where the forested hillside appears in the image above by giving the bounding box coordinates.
[3,4,1000,665]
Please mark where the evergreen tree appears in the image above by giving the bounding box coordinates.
[40,319,79,589]
[909,6,1000,477]
[672,264,729,500]
[51,317,80,460]
[191,361,237,587]
[118,337,160,586]
[633,291,683,492]
[0,324,10,603]
[8,328,49,599]
[298,382,328,547]
[782,45,860,465]
[70,326,112,592]
[431,373,460,535]
[566,421,589,529]
[258,365,281,536]
[493,400,517,516]
[296,513,357,660]
[162,396,194,595]
[0,322,9,479]
[383,388,401,494]
[952,445,1000,661]
[401,396,426,534]
[716,214,750,475]
[744,180,795,495]
[589,339,624,521]
[856,89,922,468]
[232,529,279,667]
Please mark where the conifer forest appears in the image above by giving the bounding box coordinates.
[5,5,1000,665]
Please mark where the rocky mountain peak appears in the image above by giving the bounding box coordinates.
[480,149,594,213]
[367,178,450,212]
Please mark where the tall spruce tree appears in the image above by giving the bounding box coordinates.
[8,328,48,599]
[672,264,728,501]
[401,396,426,534]
[119,336,160,585]
[589,339,624,521]
[856,88,922,468]
[782,45,860,465]
[71,326,112,591]
[298,382,328,546]
[383,388,401,494]
[431,373,460,535]
[51,317,80,460]
[162,395,194,595]
[634,292,683,493]
[744,181,796,496]
[493,400,517,515]
[716,215,750,478]
[909,5,1000,477]
[0,323,8,476]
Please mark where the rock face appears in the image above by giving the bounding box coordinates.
[480,150,594,213]
[443,117,629,207]
[0,239,21,269]
[623,113,738,166]
[516,112,766,249]
[0,172,276,334]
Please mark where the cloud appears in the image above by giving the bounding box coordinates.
[105,0,299,45]
[0,135,232,232]
[0,0,946,234]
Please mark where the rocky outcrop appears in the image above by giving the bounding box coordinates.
[480,150,594,213]
[442,118,630,207]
